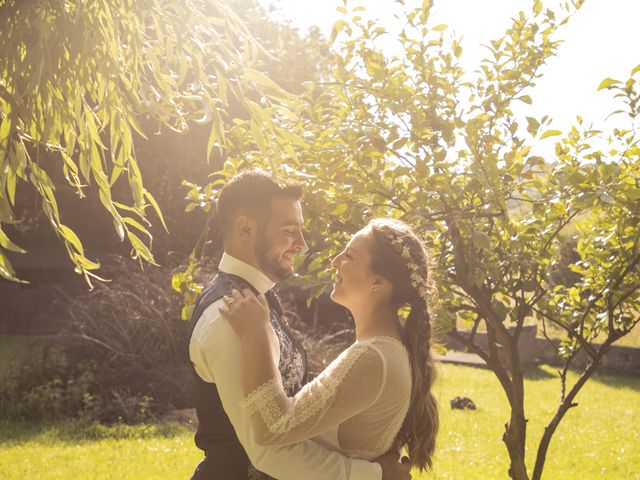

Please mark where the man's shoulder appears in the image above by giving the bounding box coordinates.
[192,273,251,323]
[200,272,253,299]
[189,286,237,358]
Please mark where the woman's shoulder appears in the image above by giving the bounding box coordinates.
[319,340,385,381]
[342,336,408,371]
[326,336,408,377]
[357,337,412,385]
[364,335,407,349]
[357,335,408,358]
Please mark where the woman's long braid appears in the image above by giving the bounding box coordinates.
[402,293,438,469]
[368,218,439,472]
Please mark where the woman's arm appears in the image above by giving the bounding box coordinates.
[221,289,386,447]
[219,288,281,399]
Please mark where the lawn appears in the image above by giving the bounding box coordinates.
[425,364,640,479]
[0,421,201,479]
[0,363,638,479]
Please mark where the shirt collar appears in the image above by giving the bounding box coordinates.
[218,252,275,295]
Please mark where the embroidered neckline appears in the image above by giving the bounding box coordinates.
[357,335,407,350]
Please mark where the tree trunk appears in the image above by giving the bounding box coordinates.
[531,346,609,480]
[503,338,530,480]
[504,407,529,480]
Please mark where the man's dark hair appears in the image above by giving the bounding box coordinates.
[217,169,303,235]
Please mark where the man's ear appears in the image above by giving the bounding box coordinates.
[235,214,257,241]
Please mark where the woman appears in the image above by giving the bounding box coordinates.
[220,218,439,472]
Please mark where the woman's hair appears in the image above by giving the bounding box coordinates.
[367,218,439,471]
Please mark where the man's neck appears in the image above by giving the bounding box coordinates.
[219,251,276,295]
[223,246,260,271]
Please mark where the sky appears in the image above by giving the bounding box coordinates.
[259,0,640,134]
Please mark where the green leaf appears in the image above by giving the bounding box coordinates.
[632,64,640,77]
[307,255,324,274]
[0,250,26,283]
[597,78,620,90]
[128,231,157,264]
[621,186,640,200]
[124,216,151,237]
[59,224,84,255]
[533,0,542,14]
[245,68,290,100]
[330,19,349,43]
[540,129,561,139]
[206,118,219,162]
[0,228,26,253]
[144,190,168,232]
[181,305,194,321]
[472,231,491,249]
[5,166,17,206]
[75,255,101,270]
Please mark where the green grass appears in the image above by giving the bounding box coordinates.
[422,364,640,479]
[0,364,638,479]
[0,420,201,479]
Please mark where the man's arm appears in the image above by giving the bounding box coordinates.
[190,300,382,480]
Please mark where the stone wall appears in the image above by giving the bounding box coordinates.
[445,326,640,376]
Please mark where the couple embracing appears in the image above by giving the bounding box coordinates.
[188,170,438,480]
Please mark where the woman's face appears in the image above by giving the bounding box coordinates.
[330,228,379,308]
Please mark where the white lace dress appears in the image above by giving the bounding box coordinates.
[241,336,412,460]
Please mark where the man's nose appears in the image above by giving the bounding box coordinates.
[293,230,307,252]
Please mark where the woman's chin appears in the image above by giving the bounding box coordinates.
[329,288,344,305]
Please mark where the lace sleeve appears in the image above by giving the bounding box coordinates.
[240,342,386,447]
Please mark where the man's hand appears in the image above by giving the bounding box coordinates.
[375,452,412,480]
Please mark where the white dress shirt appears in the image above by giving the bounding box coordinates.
[189,253,383,480]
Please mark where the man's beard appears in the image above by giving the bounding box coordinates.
[255,230,294,281]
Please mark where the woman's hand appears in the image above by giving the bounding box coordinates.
[219,288,270,340]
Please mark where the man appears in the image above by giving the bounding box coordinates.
[188,170,411,479]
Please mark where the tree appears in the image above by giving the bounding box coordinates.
[0,0,291,284]
[186,0,639,478]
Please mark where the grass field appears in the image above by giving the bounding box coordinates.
[0,363,638,479]
[426,364,639,479]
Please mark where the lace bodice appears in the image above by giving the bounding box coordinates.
[241,336,412,460]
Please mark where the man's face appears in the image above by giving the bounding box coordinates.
[254,197,307,281]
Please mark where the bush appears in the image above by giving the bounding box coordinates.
[20,255,199,422]
[0,345,96,421]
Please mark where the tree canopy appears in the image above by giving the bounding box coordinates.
[0,0,290,284]
[2,0,639,478]
[184,1,640,478]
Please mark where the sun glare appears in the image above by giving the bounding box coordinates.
[261,0,640,133]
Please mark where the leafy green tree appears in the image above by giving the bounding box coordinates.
[186,1,639,478]
[0,0,290,284]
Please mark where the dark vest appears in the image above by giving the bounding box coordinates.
[189,271,308,480]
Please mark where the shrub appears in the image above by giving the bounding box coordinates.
[25,255,198,422]
[0,345,96,421]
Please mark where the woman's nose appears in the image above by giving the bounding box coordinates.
[330,254,341,268]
